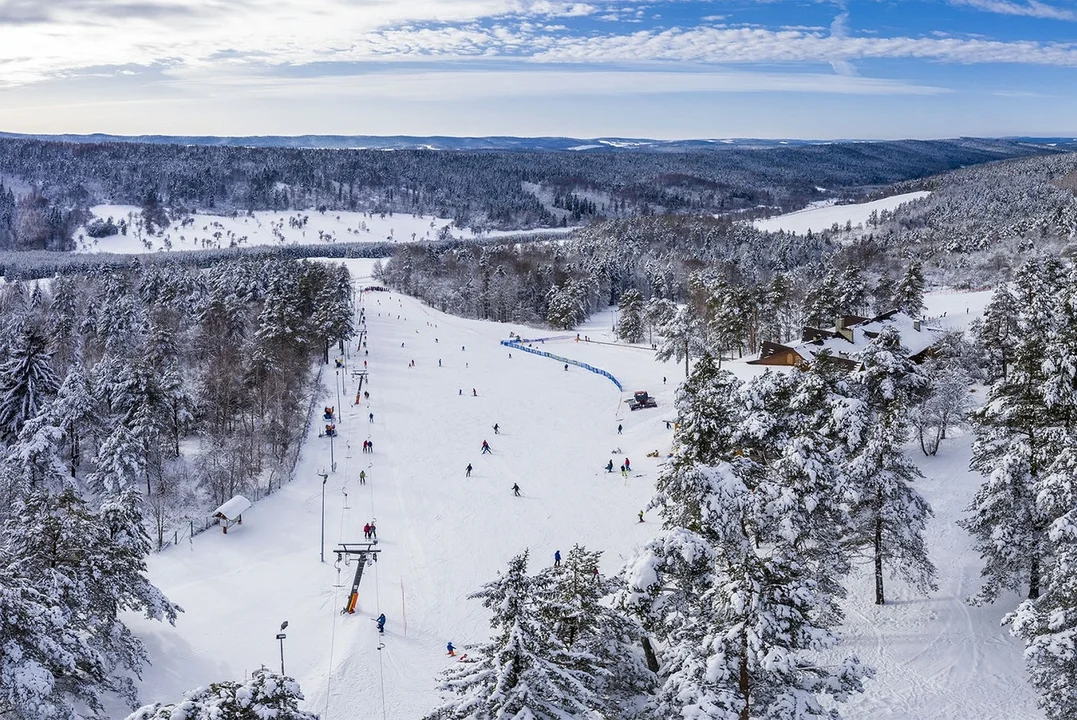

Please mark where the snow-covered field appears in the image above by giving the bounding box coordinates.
[753,191,931,235]
[124,276,1040,720]
[74,206,558,254]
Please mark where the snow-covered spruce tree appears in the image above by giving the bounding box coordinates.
[891,262,925,318]
[616,289,646,343]
[126,669,317,720]
[426,551,606,720]
[0,320,60,442]
[962,258,1065,602]
[844,326,936,606]
[3,487,179,710]
[537,545,655,715]
[623,362,868,720]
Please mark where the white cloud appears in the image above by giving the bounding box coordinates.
[950,0,1076,20]
[0,0,1075,93]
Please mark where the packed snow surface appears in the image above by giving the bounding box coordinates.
[753,191,931,235]
[75,206,555,254]
[126,276,1040,720]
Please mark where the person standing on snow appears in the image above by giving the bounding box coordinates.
[447,641,455,656]
[638,510,644,523]
[606,459,614,473]
[617,424,622,435]
[554,550,561,567]
[377,614,386,633]
[472,388,477,396]
[481,440,491,454]
[364,522,371,539]
[621,464,627,478]
[369,412,374,423]
[466,463,473,477]
[369,521,377,539]
[360,470,367,485]
[624,457,631,472]
[512,483,521,497]
[493,423,500,434]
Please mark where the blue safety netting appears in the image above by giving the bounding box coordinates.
[502,337,623,391]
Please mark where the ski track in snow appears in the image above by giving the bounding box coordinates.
[120,271,1042,720]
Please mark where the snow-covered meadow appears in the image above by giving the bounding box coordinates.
[124,273,1039,720]
[753,191,932,235]
[74,206,555,254]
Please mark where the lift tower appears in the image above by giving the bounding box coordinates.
[336,542,381,614]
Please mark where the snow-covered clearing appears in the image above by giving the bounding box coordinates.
[753,191,931,235]
[74,206,555,254]
[125,278,1040,720]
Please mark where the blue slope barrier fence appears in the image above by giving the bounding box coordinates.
[502,336,624,392]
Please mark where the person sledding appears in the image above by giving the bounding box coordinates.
[481,440,492,455]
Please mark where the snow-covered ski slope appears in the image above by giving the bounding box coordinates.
[753,191,931,235]
[126,272,1040,720]
[75,206,560,254]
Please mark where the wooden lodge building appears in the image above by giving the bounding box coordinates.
[749,310,941,371]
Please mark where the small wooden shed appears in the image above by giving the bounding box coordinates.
[213,495,252,534]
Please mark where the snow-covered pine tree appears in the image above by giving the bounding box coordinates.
[624,364,869,719]
[845,326,936,605]
[0,320,60,442]
[3,487,179,710]
[963,258,1065,602]
[546,282,585,330]
[616,289,645,343]
[970,283,1020,383]
[835,266,868,317]
[51,358,102,477]
[126,669,317,720]
[891,262,925,318]
[538,545,654,714]
[0,562,108,719]
[654,304,706,378]
[1008,434,1077,719]
[426,551,605,720]
[803,267,840,328]
[872,274,895,315]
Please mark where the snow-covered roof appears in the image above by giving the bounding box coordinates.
[213,495,252,521]
[799,312,941,364]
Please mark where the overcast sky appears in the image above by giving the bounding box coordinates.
[0,0,1074,139]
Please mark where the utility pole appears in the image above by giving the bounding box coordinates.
[276,621,288,676]
[319,471,329,562]
[329,429,336,473]
[335,370,342,422]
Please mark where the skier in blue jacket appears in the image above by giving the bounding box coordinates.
[376,614,386,633]
[554,550,561,567]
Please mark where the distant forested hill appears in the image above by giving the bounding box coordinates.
[0,135,1061,251]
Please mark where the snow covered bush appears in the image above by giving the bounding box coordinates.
[126,669,317,720]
